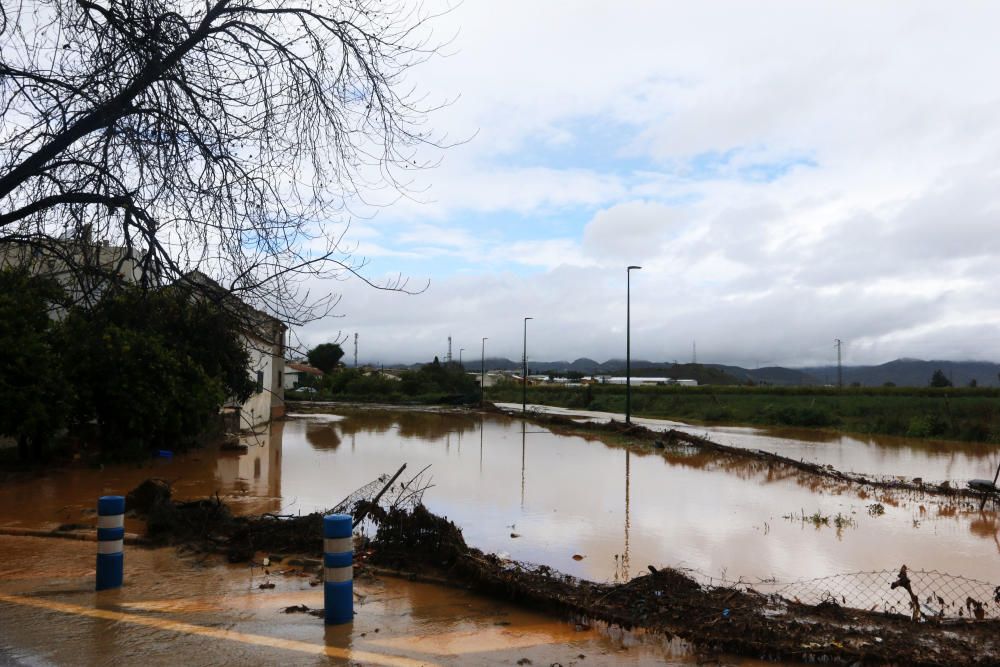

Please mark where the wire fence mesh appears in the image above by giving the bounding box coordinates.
[687,567,1000,620]
[485,554,1000,622]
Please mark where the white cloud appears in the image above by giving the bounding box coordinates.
[290,1,1000,367]
[582,201,686,261]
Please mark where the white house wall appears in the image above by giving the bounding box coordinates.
[241,338,275,428]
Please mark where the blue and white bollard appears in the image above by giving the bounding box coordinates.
[96,495,125,591]
[323,514,353,625]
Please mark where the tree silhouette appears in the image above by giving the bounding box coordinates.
[929,369,952,388]
[308,342,345,374]
[0,0,446,323]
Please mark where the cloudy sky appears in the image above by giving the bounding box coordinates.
[297,1,1000,368]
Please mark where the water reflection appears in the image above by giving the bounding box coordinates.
[2,410,996,590]
[970,512,1000,554]
[304,421,341,450]
[520,422,526,510]
[215,424,283,503]
[276,410,998,585]
[504,404,999,483]
[332,410,482,440]
[621,449,631,582]
[0,422,286,533]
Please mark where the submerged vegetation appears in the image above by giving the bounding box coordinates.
[485,383,1000,443]
[782,508,857,530]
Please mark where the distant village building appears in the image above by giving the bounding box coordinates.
[0,232,150,312]
[599,376,698,386]
[471,372,502,388]
[603,376,673,385]
[284,362,324,390]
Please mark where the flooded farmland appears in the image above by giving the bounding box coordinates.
[499,403,1000,484]
[2,407,997,588]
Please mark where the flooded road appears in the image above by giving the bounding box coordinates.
[3,407,996,588]
[1,535,748,666]
[498,403,1000,484]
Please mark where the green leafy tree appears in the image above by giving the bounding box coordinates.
[59,286,253,457]
[0,270,67,461]
[308,343,346,374]
[399,359,478,399]
[929,369,953,388]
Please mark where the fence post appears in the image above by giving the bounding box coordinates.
[323,513,353,625]
[96,495,125,591]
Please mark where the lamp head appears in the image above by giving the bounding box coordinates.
[627,265,642,271]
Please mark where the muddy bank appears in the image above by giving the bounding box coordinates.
[358,502,1000,666]
[130,479,999,666]
[516,408,1000,503]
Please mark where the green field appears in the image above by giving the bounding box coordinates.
[485,383,1000,443]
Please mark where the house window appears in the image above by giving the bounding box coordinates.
[256,370,264,393]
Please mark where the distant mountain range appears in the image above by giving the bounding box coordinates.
[428,357,1000,387]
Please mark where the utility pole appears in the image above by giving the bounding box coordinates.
[480,338,488,404]
[835,338,842,388]
[459,348,464,367]
[447,336,452,363]
[354,333,358,368]
[522,317,533,414]
[692,341,697,365]
[626,265,642,424]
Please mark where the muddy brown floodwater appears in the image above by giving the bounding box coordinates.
[2,535,768,666]
[1,407,997,589]
[498,403,1000,484]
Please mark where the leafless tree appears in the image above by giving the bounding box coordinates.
[0,0,448,324]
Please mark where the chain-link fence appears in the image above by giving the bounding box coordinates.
[688,567,1000,620]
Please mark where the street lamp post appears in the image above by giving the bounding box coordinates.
[481,337,488,404]
[626,265,642,424]
[459,348,464,367]
[522,317,533,414]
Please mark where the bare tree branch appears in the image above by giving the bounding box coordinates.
[0,0,449,323]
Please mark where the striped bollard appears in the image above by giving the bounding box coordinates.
[96,495,125,591]
[323,514,353,625]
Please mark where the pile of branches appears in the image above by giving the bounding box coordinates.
[126,463,434,561]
